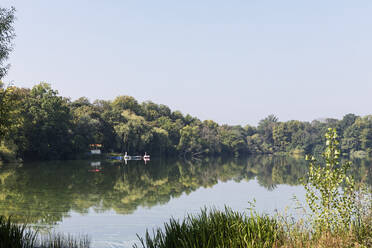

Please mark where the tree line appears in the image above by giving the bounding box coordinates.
[0,82,371,161]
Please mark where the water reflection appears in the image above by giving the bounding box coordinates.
[0,156,370,226]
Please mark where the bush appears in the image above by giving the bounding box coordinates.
[304,128,356,233]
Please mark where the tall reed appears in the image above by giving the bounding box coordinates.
[38,233,90,248]
[135,207,283,248]
[0,216,37,248]
[0,216,90,248]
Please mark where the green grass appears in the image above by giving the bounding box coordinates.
[0,216,90,248]
[0,216,37,248]
[136,203,372,248]
[1,202,370,248]
[135,207,283,248]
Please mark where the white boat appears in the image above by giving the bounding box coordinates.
[143,152,150,160]
[124,152,130,160]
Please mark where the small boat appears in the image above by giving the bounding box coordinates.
[110,156,123,160]
[110,152,151,164]
[143,152,150,160]
[124,152,130,160]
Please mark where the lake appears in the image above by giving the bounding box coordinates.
[0,156,370,248]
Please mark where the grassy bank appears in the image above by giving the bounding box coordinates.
[2,206,371,248]
[135,129,372,248]
[135,205,371,248]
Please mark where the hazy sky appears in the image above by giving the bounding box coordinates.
[2,0,372,125]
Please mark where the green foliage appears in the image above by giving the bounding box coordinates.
[1,81,372,161]
[303,128,356,232]
[21,83,73,160]
[0,85,23,139]
[0,6,16,79]
[135,207,282,248]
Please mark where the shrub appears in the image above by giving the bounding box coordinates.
[303,128,356,233]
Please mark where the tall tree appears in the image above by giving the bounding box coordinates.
[20,83,73,160]
[0,6,15,79]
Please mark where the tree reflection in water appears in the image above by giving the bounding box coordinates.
[0,156,370,226]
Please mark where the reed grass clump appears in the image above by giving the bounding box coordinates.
[0,216,37,248]
[38,233,90,248]
[135,207,283,248]
[0,216,90,248]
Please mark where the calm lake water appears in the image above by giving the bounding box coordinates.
[0,156,370,248]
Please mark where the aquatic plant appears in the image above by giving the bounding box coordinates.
[0,216,37,248]
[0,215,90,248]
[135,207,283,248]
[38,233,90,248]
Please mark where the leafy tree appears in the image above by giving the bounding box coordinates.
[0,84,22,139]
[200,120,221,154]
[112,95,142,115]
[218,125,247,156]
[338,113,357,135]
[257,115,278,145]
[246,134,271,154]
[177,125,203,156]
[0,6,15,79]
[113,110,152,153]
[70,103,103,154]
[154,116,183,151]
[20,83,73,160]
[272,123,290,152]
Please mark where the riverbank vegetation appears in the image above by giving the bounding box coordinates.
[2,203,370,248]
[136,206,371,248]
[0,216,90,248]
[136,208,283,248]
[136,129,372,248]
[1,83,372,162]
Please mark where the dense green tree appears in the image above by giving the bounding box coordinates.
[0,6,15,79]
[112,95,142,115]
[246,133,272,154]
[338,113,357,135]
[70,101,103,154]
[0,6,16,157]
[258,115,278,145]
[273,123,290,152]
[0,84,21,139]
[177,125,203,156]
[19,83,73,160]
[218,125,247,156]
[199,120,221,154]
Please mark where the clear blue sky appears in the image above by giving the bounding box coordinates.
[2,0,372,125]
